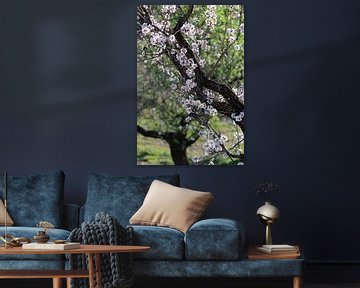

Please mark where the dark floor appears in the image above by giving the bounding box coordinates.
[2,279,360,288]
[305,283,360,288]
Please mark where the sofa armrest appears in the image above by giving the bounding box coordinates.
[184,218,245,260]
[63,204,80,231]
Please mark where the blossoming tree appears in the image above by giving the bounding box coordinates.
[137,5,244,165]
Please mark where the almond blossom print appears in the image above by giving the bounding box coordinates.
[137,5,244,165]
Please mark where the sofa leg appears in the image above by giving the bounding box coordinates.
[53,278,62,288]
[293,276,302,288]
[67,277,72,288]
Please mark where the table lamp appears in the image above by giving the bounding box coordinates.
[256,201,280,245]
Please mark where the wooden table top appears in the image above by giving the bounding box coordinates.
[0,245,150,255]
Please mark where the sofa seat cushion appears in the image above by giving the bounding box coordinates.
[0,227,70,261]
[184,218,245,260]
[130,225,184,260]
[84,174,180,226]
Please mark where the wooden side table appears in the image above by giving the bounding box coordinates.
[247,245,303,288]
[0,244,150,288]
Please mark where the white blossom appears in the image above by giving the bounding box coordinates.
[161,5,177,14]
[141,23,152,35]
[181,23,196,36]
[240,23,244,33]
[205,6,217,29]
[227,28,235,34]
[231,112,244,122]
[229,36,236,42]
[168,35,176,43]
[234,44,242,51]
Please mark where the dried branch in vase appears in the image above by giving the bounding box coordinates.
[254,181,279,201]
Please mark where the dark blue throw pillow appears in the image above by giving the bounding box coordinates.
[84,174,180,225]
[0,170,65,227]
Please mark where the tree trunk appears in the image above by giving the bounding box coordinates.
[169,142,189,165]
[137,125,198,165]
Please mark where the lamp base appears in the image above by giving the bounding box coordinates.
[265,223,272,245]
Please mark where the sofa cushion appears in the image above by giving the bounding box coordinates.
[0,199,14,226]
[84,173,180,225]
[130,180,213,233]
[130,225,184,260]
[184,218,245,260]
[0,171,65,227]
[0,227,69,261]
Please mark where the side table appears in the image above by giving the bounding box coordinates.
[247,245,304,288]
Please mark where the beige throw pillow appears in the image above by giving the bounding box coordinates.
[130,180,213,233]
[0,199,14,226]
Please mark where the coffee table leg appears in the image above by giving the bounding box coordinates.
[52,278,62,288]
[88,253,95,288]
[66,277,72,288]
[95,253,102,288]
[293,276,302,288]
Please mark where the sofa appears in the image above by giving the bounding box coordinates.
[80,173,304,283]
[0,171,304,287]
[0,170,78,270]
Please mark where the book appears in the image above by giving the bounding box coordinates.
[22,242,80,250]
[256,244,299,254]
[248,245,300,260]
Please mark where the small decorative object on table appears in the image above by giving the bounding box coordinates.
[0,234,31,247]
[34,220,55,243]
[254,181,280,245]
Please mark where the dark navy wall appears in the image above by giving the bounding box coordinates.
[0,0,360,262]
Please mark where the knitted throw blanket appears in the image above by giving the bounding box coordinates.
[68,212,134,288]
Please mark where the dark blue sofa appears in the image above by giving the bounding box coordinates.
[80,173,304,282]
[0,171,303,287]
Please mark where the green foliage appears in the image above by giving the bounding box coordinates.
[137,134,173,165]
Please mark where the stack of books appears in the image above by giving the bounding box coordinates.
[248,244,300,260]
[257,244,299,254]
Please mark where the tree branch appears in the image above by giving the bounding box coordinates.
[174,5,194,32]
[202,78,244,112]
[137,125,163,139]
[168,16,245,132]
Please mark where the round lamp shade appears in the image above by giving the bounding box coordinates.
[256,201,280,222]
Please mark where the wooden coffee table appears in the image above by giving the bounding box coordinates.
[0,244,150,288]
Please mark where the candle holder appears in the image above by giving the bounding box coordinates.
[33,231,50,243]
